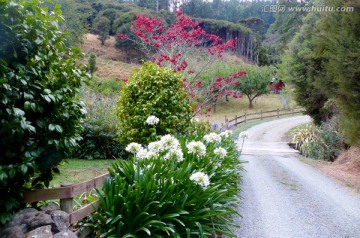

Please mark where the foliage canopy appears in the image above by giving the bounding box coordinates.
[235,66,272,109]
[279,0,360,145]
[0,0,88,224]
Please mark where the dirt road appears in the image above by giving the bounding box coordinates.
[233,116,360,238]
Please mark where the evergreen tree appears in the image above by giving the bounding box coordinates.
[278,12,328,124]
[93,16,111,45]
[312,0,360,145]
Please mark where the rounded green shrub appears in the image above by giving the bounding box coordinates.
[116,62,192,144]
[0,0,88,224]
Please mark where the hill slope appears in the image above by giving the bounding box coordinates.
[82,34,136,80]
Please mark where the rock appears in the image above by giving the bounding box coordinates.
[49,211,69,233]
[53,229,77,238]
[5,208,38,228]
[40,203,60,212]
[1,207,73,238]
[24,213,53,231]
[24,225,52,238]
[0,225,26,238]
[288,142,297,149]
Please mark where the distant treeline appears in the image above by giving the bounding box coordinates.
[52,0,279,64]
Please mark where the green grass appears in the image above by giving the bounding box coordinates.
[233,118,275,135]
[51,159,115,187]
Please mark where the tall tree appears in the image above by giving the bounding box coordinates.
[278,12,327,124]
[312,0,360,145]
[235,66,272,108]
[93,16,111,45]
[280,0,360,145]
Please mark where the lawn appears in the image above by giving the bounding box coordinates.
[51,159,115,187]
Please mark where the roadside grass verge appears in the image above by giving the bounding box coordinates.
[282,122,310,142]
[232,114,307,136]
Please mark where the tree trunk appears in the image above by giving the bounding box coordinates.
[249,98,254,109]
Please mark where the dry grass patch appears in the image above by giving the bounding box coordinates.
[334,146,360,173]
[298,146,360,195]
[82,34,138,81]
[83,34,124,60]
[198,94,287,124]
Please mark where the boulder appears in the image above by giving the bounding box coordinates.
[5,208,38,228]
[53,229,77,238]
[0,206,76,238]
[24,225,52,238]
[49,210,69,233]
[0,225,26,238]
[25,212,53,231]
[40,203,60,212]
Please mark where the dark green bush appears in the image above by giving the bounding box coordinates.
[0,0,88,224]
[74,124,126,160]
[116,62,192,144]
[73,90,126,160]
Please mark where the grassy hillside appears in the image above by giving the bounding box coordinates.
[82,34,137,80]
[82,34,293,124]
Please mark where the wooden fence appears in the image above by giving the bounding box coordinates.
[220,106,304,131]
[23,173,110,225]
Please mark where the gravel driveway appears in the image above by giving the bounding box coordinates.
[233,116,360,238]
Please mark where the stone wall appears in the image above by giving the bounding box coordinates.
[0,203,77,238]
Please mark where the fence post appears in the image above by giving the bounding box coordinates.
[277,108,280,118]
[235,115,237,124]
[245,112,247,123]
[261,110,263,120]
[213,102,216,113]
[60,183,74,214]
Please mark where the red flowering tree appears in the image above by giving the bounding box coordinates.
[118,10,246,114]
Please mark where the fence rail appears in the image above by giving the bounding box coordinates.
[220,106,304,130]
[23,173,110,225]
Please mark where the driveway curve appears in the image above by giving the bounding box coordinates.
[233,115,360,238]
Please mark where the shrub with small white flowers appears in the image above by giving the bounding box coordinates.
[203,132,222,144]
[186,141,207,156]
[239,131,249,139]
[239,131,249,151]
[125,142,143,154]
[146,115,160,126]
[91,115,244,237]
[220,130,233,138]
[214,147,227,158]
[190,171,210,188]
